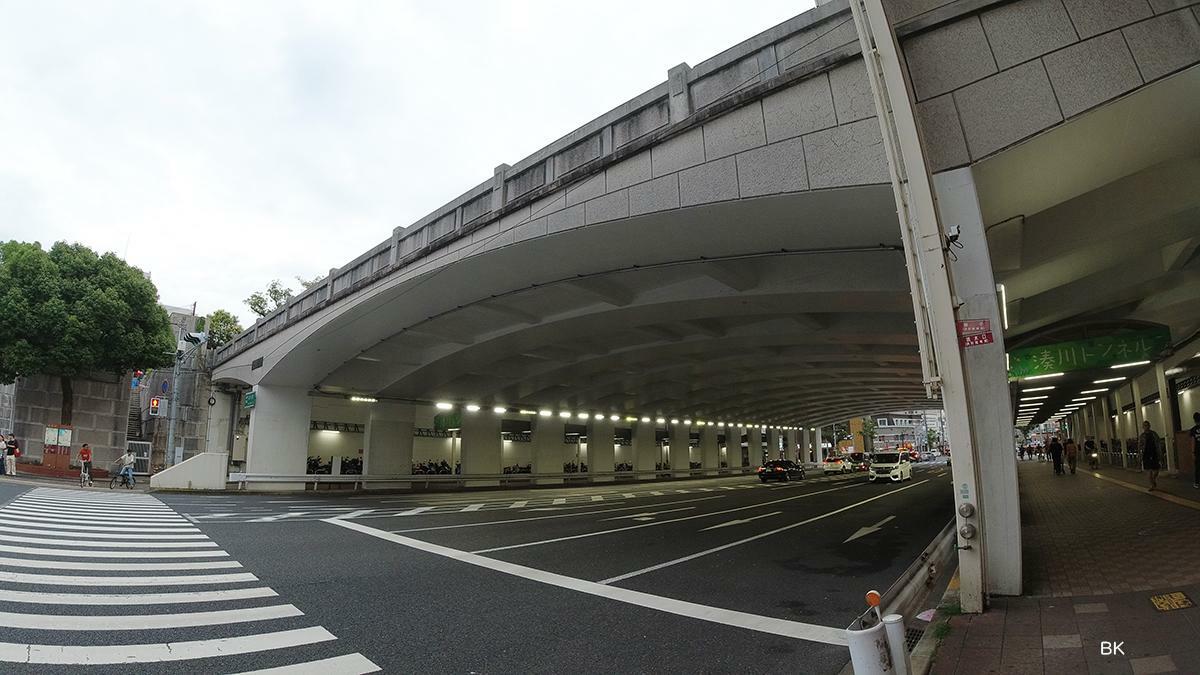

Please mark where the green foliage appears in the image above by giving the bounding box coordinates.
[932,621,952,640]
[243,279,292,318]
[295,275,322,290]
[203,309,243,348]
[0,240,175,384]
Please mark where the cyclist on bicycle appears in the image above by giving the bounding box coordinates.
[112,450,137,487]
[79,444,93,487]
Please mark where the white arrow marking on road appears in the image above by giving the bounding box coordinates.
[843,515,896,543]
[602,507,695,521]
[699,511,781,531]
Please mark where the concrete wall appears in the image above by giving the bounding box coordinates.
[307,429,363,461]
[0,383,14,436]
[150,452,228,490]
[13,373,131,465]
[900,0,1200,171]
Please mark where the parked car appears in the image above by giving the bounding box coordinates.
[846,452,869,471]
[869,452,913,482]
[757,459,805,482]
[822,456,853,474]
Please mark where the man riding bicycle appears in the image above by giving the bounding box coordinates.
[79,444,93,487]
[111,449,137,488]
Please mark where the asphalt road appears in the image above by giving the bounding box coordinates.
[0,462,952,674]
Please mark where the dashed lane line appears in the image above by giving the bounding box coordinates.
[598,480,931,585]
[390,496,723,533]
[326,518,848,647]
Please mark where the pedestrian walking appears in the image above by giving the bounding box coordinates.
[1189,412,1200,489]
[1064,438,1079,475]
[1049,437,1064,475]
[1140,421,1162,491]
[4,435,18,476]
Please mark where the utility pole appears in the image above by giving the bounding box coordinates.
[166,331,207,468]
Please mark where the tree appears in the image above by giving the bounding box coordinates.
[198,309,243,348]
[243,279,292,318]
[861,417,878,452]
[0,241,175,425]
[295,275,323,290]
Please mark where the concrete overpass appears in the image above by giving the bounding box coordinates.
[203,0,1200,609]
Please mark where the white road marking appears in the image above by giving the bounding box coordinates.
[461,503,486,512]
[552,498,567,505]
[699,511,782,532]
[0,543,228,558]
[649,491,664,495]
[0,604,302,630]
[0,557,241,571]
[590,496,604,502]
[327,519,848,646]
[394,507,435,517]
[328,509,375,520]
[1,506,186,522]
[248,513,309,522]
[233,652,382,674]
[600,481,930,584]
[0,516,198,533]
[0,534,218,548]
[843,515,897,543]
[602,507,696,521]
[3,626,337,665]
[633,517,654,521]
[622,493,638,498]
[0,570,257,586]
[0,586,277,605]
[14,498,174,511]
[391,497,723,533]
[508,501,529,508]
[0,526,207,540]
[472,483,860,554]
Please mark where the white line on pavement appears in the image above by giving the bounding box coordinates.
[2,626,337,665]
[1,506,186,522]
[232,652,382,674]
[599,480,931,584]
[602,507,696,521]
[461,504,486,512]
[0,534,218,548]
[508,501,529,509]
[698,511,781,532]
[552,498,567,505]
[0,586,277,605]
[0,543,228,558]
[471,483,860,554]
[326,519,848,646]
[0,526,208,540]
[0,570,257,586]
[0,557,241,571]
[391,496,723,533]
[0,516,198,533]
[14,498,174,511]
[0,511,189,526]
[0,604,303,630]
[393,507,435,517]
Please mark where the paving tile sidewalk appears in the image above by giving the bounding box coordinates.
[928,461,1200,674]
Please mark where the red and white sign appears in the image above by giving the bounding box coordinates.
[956,319,990,336]
[959,331,994,348]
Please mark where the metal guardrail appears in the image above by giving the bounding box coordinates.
[226,467,761,491]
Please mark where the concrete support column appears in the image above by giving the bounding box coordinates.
[1130,380,1144,470]
[785,429,800,462]
[746,427,763,468]
[1155,363,1176,473]
[364,401,414,477]
[204,390,234,456]
[587,418,616,481]
[459,410,501,486]
[631,421,656,477]
[699,426,719,474]
[1100,395,1114,464]
[531,415,565,484]
[245,385,310,489]
[936,168,1022,596]
[815,427,825,461]
[767,428,781,460]
[669,422,690,477]
[802,428,812,464]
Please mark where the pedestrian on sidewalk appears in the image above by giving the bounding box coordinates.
[4,435,17,476]
[1189,411,1200,489]
[1049,437,1064,475]
[1140,420,1162,491]
[1064,438,1079,474]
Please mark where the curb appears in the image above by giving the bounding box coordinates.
[908,569,960,675]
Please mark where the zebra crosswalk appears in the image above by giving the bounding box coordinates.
[0,487,379,673]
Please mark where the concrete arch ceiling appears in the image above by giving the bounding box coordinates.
[266,185,932,426]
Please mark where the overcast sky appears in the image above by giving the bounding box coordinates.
[1,0,812,327]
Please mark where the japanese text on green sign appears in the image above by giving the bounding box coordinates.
[1008,328,1170,378]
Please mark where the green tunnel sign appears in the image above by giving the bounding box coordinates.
[1008,327,1171,379]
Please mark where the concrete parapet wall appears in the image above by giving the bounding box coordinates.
[150,452,229,490]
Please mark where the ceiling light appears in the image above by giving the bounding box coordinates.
[1094,376,1126,384]
[625,416,637,422]
[1022,372,1063,381]
[1165,367,1184,376]
[493,406,507,414]
[670,418,680,424]
[465,404,481,412]
[1071,397,1096,402]
[349,396,377,403]
[435,402,453,410]
[641,416,651,423]
[609,414,620,421]
[656,417,666,424]
[1020,395,1048,401]
[559,411,571,418]
[1079,389,1108,394]
[1023,386,1055,392]
[1111,360,1150,369]
[593,413,604,420]
[578,413,590,420]
[683,419,692,425]
[522,410,539,416]
[319,429,341,434]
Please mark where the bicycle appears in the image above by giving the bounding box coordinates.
[79,463,93,488]
[109,471,135,490]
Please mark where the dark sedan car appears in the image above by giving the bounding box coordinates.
[757,459,806,482]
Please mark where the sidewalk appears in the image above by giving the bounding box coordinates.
[0,471,150,492]
[928,461,1200,674]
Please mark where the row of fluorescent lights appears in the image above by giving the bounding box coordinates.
[424,401,810,430]
[1014,362,1150,426]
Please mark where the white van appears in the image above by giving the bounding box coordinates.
[869,452,912,482]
